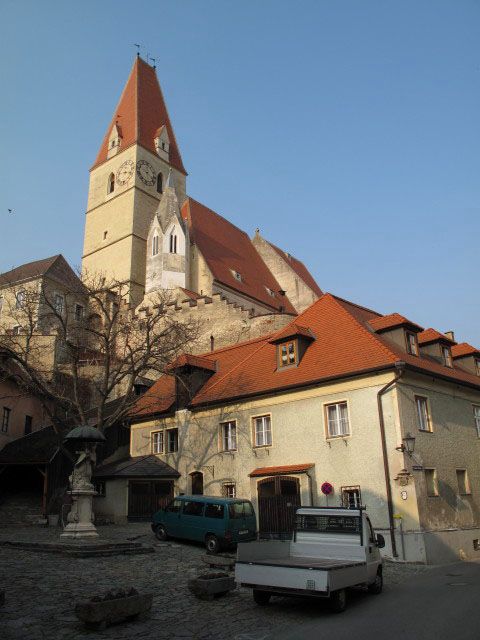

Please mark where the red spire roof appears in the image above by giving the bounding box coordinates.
[92,57,186,174]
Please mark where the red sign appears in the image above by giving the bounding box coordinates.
[321,482,333,495]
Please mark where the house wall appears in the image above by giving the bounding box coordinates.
[0,377,49,449]
[94,478,129,523]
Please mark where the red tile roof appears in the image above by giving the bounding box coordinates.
[369,313,424,333]
[0,254,82,291]
[268,324,314,344]
[182,198,297,315]
[179,288,204,301]
[418,328,457,346]
[452,342,480,358]
[269,243,323,297]
[249,464,314,477]
[133,293,480,418]
[92,57,186,174]
[167,353,216,372]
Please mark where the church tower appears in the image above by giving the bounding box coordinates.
[82,56,187,305]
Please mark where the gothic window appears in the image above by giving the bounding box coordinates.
[157,173,163,194]
[108,173,115,194]
[169,233,177,254]
[152,232,159,256]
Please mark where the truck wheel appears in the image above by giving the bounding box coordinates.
[253,590,271,605]
[328,588,347,613]
[368,570,383,594]
[155,525,168,541]
[205,534,220,554]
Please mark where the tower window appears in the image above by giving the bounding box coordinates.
[157,173,163,194]
[152,232,159,256]
[169,233,177,254]
[108,173,115,194]
[103,231,108,240]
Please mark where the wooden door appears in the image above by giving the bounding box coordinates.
[257,476,301,538]
[128,480,174,520]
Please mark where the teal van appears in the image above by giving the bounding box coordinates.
[151,495,257,553]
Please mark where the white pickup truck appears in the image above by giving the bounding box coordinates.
[235,506,385,612]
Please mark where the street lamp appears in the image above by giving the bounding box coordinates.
[396,432,416,456]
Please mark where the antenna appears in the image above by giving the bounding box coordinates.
[150,57,156,69]
[133,43,141,56]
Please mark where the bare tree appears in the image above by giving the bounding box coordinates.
[0,273,200,444]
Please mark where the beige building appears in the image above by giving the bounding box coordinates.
[95,293,480,565]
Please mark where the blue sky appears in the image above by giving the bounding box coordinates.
[1,0,479,344]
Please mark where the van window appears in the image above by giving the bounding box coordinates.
[183,501,204,516]
[205,503,224,519]
[228,502,254,519]
[166,499,182,513]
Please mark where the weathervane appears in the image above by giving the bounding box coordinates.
[133,43,141,56]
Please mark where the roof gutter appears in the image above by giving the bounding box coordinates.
[377,361,405,559]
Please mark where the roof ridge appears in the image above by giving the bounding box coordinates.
[328,294,399,363]
[185,197,252,239]
[331,294,383,317]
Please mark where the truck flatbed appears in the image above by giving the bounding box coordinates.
[237,556,366,571]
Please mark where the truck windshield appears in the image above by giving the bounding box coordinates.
[295,513,360,534]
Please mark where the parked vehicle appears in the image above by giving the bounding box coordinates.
[151,495,257,553]
[235,506,384,612]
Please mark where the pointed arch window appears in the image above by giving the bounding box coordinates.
[157,173,163,194]
[152,232,159,256]
[169,232,177,254]
[108,173,115,194]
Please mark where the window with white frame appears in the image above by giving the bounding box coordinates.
[406,332,418,356]
[326,402,350,437]
[415,396,431,432]
[456,469,470,495]
[54,294,64,314]
[441,345,452,368]
[221,421,237,451]
[474,406,480,438]
[167,428,178,453]
[341,486,362,508]
[222,482,236,498]
[152,431,164,454]
[15,291,25,309]
[253,415,272,447]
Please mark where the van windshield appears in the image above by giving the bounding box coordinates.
[228,502,254,519]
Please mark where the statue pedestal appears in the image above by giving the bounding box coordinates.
[61,489,99,539]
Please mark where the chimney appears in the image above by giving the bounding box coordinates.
[445,331,455,342]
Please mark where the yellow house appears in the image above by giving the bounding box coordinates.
[94,293,480,564]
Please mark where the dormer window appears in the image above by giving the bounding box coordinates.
[265,287,275,297]
[406,331,418,356]
[476,359,480,376]
[441,345,452,368]
[154,126,170,159]
[279,340,297,367]
[232,270,242,282]
[108,173,115,194]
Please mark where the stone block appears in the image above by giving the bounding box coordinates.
[75,589,153,629]
[188,572,236,601]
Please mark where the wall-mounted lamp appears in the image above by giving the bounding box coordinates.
[395,432,416,456]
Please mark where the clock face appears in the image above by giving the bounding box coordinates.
[136,160,156,186]
[116,160,134,186]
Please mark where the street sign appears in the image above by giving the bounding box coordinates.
[321,482,334,495]
[412,465,423,471]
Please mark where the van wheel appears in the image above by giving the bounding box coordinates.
[205,534,220,554]
[253,590,271,605]
[328,588,347,613]
[368,569,383,594]
[155,525,168,541]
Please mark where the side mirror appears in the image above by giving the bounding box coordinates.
[376,533,385,549]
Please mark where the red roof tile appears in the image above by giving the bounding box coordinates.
[452,342,480,358]
[418,328,457,346]
[269,243,323,297]
[167,353,216,372]
[179,288,204,301]
[182,198,297,315]
[268,324,314,344]
[134,293,480,417]
[249,464,314,477]
[369,313,424,333]
[92,57,186,174]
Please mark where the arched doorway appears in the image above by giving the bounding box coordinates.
[257,476,301,538]
[190,471,203,495]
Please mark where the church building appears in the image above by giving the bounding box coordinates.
[82,55,322,324]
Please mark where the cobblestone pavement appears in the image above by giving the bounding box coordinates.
[0,523,431,640]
